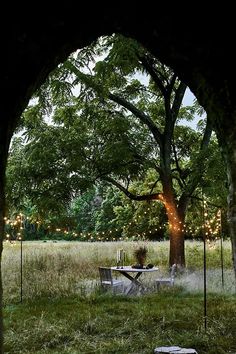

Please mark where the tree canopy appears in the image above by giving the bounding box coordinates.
[5,34,228,264]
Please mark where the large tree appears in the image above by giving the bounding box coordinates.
[8,35,214,266]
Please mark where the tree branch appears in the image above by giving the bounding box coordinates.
[109,92,162,144]
[150,178,161,194]
[172,142,186,186]
[200,115,213,149]
[178,116,213,209]
[138,55,167,98]
[102,176,164,202]
[66,60,163,145]
[172,175,184,189]
[167,73,177,96]
[171,81,187,121]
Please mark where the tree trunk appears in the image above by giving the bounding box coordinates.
[222,138,236,280]
[165,199,186,267]
[169,227,185,267]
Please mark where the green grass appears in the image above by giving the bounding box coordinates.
[2,240,236,353]
[3,289,236,353]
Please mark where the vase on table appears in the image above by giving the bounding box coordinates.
[133,246,148,268]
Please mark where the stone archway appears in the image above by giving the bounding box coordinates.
[1,7,236,352]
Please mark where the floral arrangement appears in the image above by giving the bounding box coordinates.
[133,246,148,267]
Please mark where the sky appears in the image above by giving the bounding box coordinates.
[181,88,200,130]
[183,88,195,106]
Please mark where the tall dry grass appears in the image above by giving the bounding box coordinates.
[2,239,235,304]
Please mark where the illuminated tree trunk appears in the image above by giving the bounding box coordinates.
[165,200,186,267]
[169,216,185,267]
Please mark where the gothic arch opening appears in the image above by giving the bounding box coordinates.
[1,9,236,352]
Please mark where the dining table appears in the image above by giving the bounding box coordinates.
[111,265,159,295]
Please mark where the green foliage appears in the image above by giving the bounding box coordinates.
[94,187,122,233]
[5,34,228,242]
[72,186,100,233]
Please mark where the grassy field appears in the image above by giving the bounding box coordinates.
[2,240,236,353]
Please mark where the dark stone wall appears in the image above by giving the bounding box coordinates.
[1,7,236,143]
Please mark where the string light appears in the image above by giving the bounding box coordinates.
[3,201,223,243]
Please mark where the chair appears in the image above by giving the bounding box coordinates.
[98,267,124,294]
[155,264,177,289]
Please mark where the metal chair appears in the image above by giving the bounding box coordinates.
[98,267,124,294]
[155,264,177,289]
